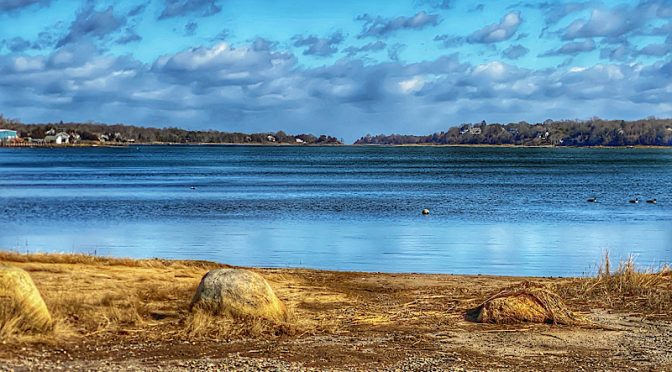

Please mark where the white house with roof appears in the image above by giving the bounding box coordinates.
[45,132,70,144]
[0,129,18,142]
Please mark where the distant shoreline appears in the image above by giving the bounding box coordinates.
[0,142,344,148]
[4,117,672,147]
[2,142,671,149]
[355,143,672,149]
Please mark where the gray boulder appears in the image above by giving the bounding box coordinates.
[190,268,287,322]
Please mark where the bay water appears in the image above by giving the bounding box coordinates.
[1,145,670,276]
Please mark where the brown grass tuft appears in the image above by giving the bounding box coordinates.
[179,307,297,340]
[466,281,584,325]
[558,252,672,317]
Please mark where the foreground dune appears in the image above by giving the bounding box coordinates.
[0,252,670,371]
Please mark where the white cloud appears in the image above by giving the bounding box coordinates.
[467,11,522,44]
[2,39,672,141]
[398,76,425,93]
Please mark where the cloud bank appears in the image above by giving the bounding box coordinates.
[1,0,671,141]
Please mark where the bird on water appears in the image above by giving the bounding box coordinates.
[646,198,657,204]
[587,197,597,203]
[629,197,639,204]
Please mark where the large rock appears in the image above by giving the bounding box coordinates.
[0,266,52,333]
[190,269,287,322]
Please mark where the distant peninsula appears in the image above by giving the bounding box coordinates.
[355,118,672,147]
[0,116,342,146]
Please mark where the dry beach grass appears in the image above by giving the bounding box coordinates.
[555,252,672,319]
[0,251,671,370]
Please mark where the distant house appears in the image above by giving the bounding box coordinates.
[295,138,305,143]
[266,135,276,142]
[469,127,482,135]
[45,132,70,145]
[0,129,18,142]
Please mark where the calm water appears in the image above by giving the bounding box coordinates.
[1,146,671,276]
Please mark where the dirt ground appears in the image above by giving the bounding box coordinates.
[1,253,671,371]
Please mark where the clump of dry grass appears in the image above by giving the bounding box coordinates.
[42,281,199,336]
[466,281,584,325]
[0,253,202,340]
[562,252,672,316]
[595,252,670,294]
[179,307,297,340]
[42,290,145,335]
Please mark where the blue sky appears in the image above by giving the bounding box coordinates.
[1,0,671,140]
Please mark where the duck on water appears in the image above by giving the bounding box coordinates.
[587,197,658,204]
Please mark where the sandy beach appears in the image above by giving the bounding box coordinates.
[1,252,670,371]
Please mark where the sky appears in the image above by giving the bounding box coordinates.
[0,0,671,141]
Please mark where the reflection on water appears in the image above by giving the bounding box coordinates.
[3,220,671,276]
[1,146,671,276]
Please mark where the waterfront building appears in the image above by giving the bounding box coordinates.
[0,129,18,142]
[44,132,70,144]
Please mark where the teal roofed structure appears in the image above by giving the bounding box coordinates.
[0,129,18,141]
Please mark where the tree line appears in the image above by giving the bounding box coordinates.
[0,116,342,145]
[3,115,672,146]
[354,118,672,146]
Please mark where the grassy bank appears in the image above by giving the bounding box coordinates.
[0,251,670,370]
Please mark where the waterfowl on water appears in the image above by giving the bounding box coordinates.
[422,208,430,215]
[646,199,657,204]
[629,197,639,204]
[587,197,597,203]
[190,186,196,190]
